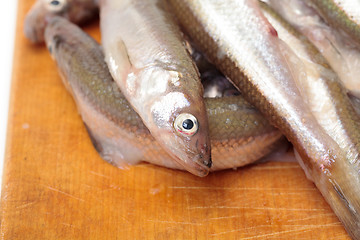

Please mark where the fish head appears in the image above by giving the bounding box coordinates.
[44,16,67,58]
[24,0,97,43]
[150,91,211,177]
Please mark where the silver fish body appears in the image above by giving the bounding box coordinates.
[265,0,360,98]
[99,0,213,176]
[261,4,360,238]
[307,0,360,46]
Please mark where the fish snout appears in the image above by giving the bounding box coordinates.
[24,1,62,44]
[189,153,211,177]
[24,13,46,43]
[184,117,212,176]
[185,142,212,176]
[203,155,212,168]
[169,141,211,177]
[198,142,212,168]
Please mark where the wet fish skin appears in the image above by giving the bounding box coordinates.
[307,0,360,46]
[24,0,98,43]
[100,0,212,176]
[44,16,284,171]
[265,0,360,98]
[261,3,360,170]
[261,4,360,238]
[169,0,359,237]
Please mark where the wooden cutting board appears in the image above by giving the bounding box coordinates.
[0,0,350,239]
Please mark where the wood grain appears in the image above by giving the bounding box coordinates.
[0,0,350,239]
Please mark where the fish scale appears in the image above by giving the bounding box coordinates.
[307,0,360,46]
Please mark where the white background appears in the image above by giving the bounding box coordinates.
[0,0,18,193]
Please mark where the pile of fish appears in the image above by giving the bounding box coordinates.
[24,0,360,238]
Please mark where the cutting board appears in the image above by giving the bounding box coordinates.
[0,0,350,239]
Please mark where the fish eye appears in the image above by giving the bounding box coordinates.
[174,113,199,136]
[45,0,67,12]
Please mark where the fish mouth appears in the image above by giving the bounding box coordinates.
[173,153,212,177]
[179,141,212,177]
[24,15,46,44]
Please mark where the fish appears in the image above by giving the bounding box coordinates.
[44,16,285,172]
[306,0,360,47]
[263,0,360,98]
[24,0,98,43]
[261,3,360,238]
[99,0,212,176]
[168,0,360,238]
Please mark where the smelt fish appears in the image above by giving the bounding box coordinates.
[99,0,212,176]
[307,0,360,47]
[265,0,360,98]
[261,4,360,238]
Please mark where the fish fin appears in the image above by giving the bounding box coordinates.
[105,39,137,96]
[83,122,137,169]
[83,122,105,158]
[83,122,120,167]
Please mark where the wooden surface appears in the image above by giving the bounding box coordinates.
[0,0,350,239]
